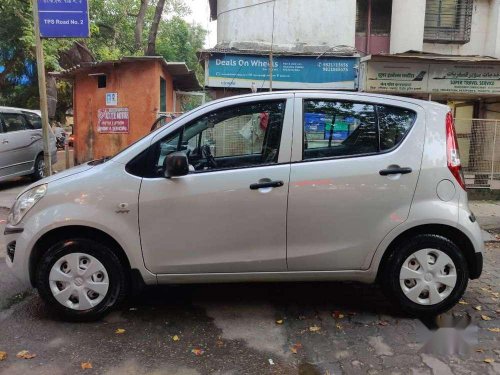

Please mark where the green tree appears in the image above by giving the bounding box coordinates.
[0,0,205,115]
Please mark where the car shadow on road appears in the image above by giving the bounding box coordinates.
[0,177,31,191]
[127,281,405,318]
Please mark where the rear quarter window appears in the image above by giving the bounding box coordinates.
[377,105,416,151]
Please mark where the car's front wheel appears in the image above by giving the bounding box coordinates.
[382,234,469,317]
[36,238,127,321]
[32,154,45,181]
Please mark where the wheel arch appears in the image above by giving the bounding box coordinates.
[376,224,477,282]
[29,225,132,288]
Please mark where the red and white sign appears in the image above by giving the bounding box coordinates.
[97,107,129,133]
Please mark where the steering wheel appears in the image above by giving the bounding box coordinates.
[201,144,217,169]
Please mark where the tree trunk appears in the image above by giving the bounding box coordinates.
[145,0,166,56]
[134,0,148,51]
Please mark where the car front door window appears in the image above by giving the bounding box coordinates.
[2,113,28,133]
[155,100,286,174]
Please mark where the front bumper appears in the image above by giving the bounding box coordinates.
[4,226,32,287]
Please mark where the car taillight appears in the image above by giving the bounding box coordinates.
[446,112,466,190]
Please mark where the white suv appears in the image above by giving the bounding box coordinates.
[4,92,484,321]
[0,107,57,181]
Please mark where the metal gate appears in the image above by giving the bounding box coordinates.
[455,118,500,189]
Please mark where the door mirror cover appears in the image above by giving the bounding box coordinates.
[164,151,189,178]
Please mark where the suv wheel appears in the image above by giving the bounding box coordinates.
[36,238,127,321]
[32,154,45,181]
[382,234,468,317]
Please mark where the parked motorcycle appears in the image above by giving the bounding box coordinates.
[56,134,66,150]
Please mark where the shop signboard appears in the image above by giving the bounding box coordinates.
[429,64,500,95]
[364,62,429,93]
[362,60,500,95]
[207,54,357,90]
[97,107,129,134]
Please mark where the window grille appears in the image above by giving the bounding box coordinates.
[356,0,393,35]
[424,0,473,43]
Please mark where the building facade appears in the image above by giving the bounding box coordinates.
[204,0,500,188]
[54,57,199,164]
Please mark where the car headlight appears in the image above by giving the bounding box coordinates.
[8,184,47,226]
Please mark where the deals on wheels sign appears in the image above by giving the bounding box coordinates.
[97,108,129,134]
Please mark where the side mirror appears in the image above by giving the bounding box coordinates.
[164,152,189,178]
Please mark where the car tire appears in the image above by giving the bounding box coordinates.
[382,234,469,317]
[32,154,45,181]
[36,238,128,322]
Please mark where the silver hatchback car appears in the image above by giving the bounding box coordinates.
[0,107,58,182]
[4,92,483,321]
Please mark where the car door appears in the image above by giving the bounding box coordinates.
[139,95,293,274]
[0,111,35,178]
[287,93,425,271]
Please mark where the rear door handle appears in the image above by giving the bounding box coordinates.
[379,167,412,176]
[1,139,8,144]
[250,180,284,190]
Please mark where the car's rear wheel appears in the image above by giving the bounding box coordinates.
[382,234,468,317]
[36,238,127,321]
[32,154,45,181]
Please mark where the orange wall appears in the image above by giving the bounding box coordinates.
[73,61,174,163]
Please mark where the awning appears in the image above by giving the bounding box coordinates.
[51,56,201,91]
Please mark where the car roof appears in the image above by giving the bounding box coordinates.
[0,106,41,116]
[206,90,449,111]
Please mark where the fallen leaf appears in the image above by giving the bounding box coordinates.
[172,335,180,341]
[191,348,204,356]
[115,328,126,334]
[309,325,321,332]
[275,319,284,325]
[484,358,495,364]
[491,292,499,298]
[0,352,6,361]
[81,362,93,369]
[378,320,389,326]
[290,343,302,354]
[216,340,224,348]
[476,348,484,353]
[336,323,343,330]
[16,350,36,359]
[487,327,500,333]
[474,305,482,311]
[458,300,468,305]
[332,311,344,319]
[298,315,306,320]
[481,315,492,321]
[480,287,490,292]
[268,358,275,365]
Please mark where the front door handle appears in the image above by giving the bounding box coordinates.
[1,139,8,144]
[250,180,284,190]
[379,166,412,176]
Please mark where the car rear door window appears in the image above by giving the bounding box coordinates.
[303,100,417,160]
[303,100,378,160]
[23,112,42,129]
[377,105,416,151]
[1,113,28,132]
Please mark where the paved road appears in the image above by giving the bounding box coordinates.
[0,242,498,375]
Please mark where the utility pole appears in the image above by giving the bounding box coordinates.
[32,0,52,177]
[269,52,273,92]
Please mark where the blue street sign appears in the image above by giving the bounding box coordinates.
[38,0,89,38]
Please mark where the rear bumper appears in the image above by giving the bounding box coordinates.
[469,252,483,280]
